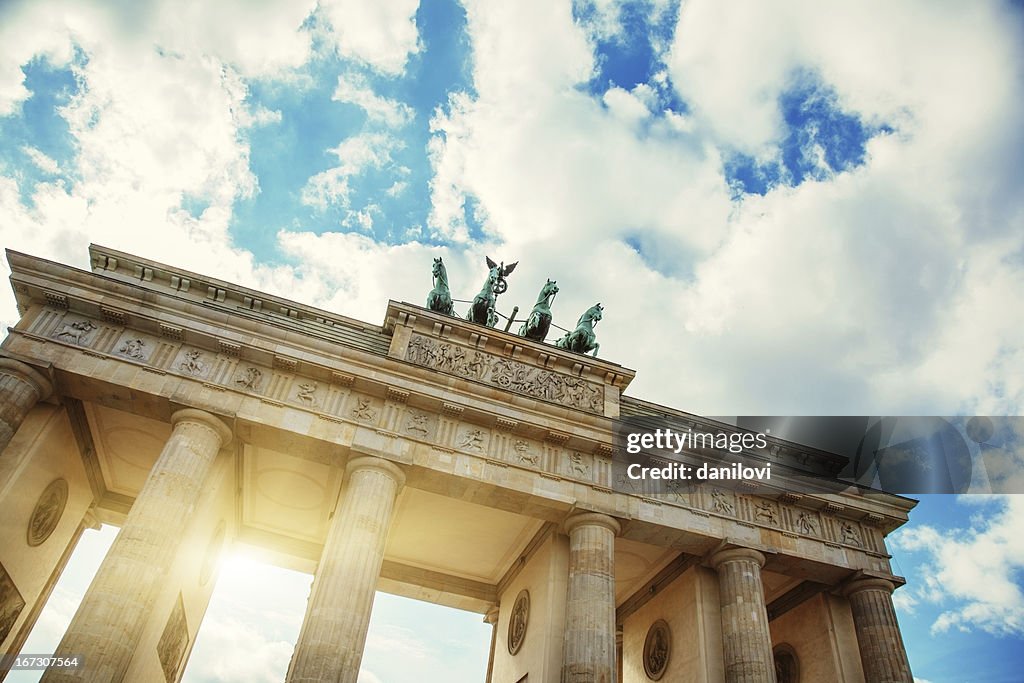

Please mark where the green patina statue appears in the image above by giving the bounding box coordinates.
[519,279,558,342]
[426,257,455,315]
[555,303,603,357]
[466,256,517,327]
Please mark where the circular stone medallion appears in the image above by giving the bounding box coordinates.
[643,619,671,680]
[773,644,800,683]
[27,478,69,547]
[507,589,530,655]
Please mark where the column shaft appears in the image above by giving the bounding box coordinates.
[0,359,52,454]
[562,512,620,683]
[484,606,499,683]
[43,409,231,683]
[286,456,405,683]
[710,548,776,683]
[845,579,913,683]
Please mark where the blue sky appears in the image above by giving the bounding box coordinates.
[1,0,1023,681]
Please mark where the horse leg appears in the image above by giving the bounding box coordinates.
[590,342,600,357]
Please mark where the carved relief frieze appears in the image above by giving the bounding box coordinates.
[175,348,209,378]
[157,594,189,683]
[294,381,318,407]
[753,499,779,526]
[708,487,735,515]
[567,452,591,480]
[513,439,540,467]
[52,318,98,346]
[0,562,25,645]
[115,335,150,361]
[457,427,489,453]
[794,510,819,536]
[235,366,264,392]
[404,409,435,439]
[350,396,380,423]
[405,334,604,414]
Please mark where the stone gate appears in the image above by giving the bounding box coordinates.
[0,245,915,682]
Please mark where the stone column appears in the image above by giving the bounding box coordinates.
[562,512,620,683]
[710,548,776,683]
[286,456,405,683]
[484,605,499,683]
[844,579,913,683]
[615,626,624,683]
[0,358,52,454]
[43,409,231,683]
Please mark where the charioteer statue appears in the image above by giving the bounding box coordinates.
[423,256,603,357]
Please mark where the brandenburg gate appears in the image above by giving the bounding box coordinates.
[0,245,915,682]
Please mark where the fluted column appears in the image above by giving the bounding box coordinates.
[484,605,499,683]
[0,358,52,454]
[286,456,405,683]
[43,409,231,682]
[844,579,913,683]
[562,512,620,683]
[710,548,776,683]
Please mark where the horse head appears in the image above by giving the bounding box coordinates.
[581,303,603,326]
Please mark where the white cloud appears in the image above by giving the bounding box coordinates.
[890,496,1024,636]
[21,146,60,174]
[318,0,421,76]
[333,74,413,128]
[301,133,400,210]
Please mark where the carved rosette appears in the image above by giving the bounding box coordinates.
[643,619,671,680]
[27,478,68,546]
[405,334,604,414]
[507,589,530,655]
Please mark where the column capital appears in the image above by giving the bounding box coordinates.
[709,547,766,570]
[563,511,621,537]
[347,455,406,489]
[0,358,52,400]
[171,408,232,448]
[483,605,500,625]
[842,577,896,597]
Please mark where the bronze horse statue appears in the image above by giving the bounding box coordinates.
[466,256,517,327]
[556,303,603,357]
[426,257,454,315]
[519,279,558,342]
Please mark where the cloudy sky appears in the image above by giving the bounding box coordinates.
[1,0,1022,681]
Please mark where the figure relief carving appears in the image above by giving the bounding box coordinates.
[157,595,189,683]
[179,349,205,376]
[0,563,26,645]
[507,589,529,655]
[117,337,146,359]
[53,319,97,345]
[754,500,779,526]
[458,428,486,452]
[405,334,605,414]
[236,366,262,390]
[352,397,378,422]
[795,511,817,536]
[295,382,317,406]
[643,620,671,680]
[710,488,734,514]
[840,522,863,547]
[568,452,590,477]
[513,440,539,466]
[27,478,68,546]
[405,411,430,436]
